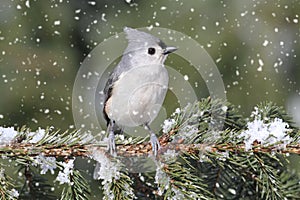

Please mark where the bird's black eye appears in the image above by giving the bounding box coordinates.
[148,47,156,55]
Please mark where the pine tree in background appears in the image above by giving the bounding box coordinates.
[0,98,299,199]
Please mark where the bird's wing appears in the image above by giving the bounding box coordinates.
[102,51,133,125]
[103,59,129,124]
[103,70,118,125]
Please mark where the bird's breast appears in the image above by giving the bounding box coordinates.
[106,64,168,127]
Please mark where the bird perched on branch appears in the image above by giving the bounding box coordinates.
[103,27,177,156]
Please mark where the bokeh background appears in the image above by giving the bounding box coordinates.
[1,0,300,129]
[1,0,300,197]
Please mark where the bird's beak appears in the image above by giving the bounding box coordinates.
[163,46,177,55]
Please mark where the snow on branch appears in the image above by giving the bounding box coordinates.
[0,99,299,199]
[0,128,299,158]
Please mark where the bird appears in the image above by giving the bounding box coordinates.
[103,27,177,156]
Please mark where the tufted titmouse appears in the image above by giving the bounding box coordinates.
[103,27,177,156]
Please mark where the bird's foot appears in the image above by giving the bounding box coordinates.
[107,132,116,156]
[150,133,161,156]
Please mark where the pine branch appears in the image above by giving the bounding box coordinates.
[0,98,299,199]
[155,155,213,199]
[0,168,18,200]
[60,169,91,200]
[0,137,299,158]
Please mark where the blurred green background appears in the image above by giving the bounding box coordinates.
[1,0,300,130]
[0,0,300,196]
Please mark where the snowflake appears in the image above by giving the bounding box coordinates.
[56,158,75,185]
[0,168,5,179]
[239,118,291,150]
[162,149,178,162]
[162,119,176,133]
[155,162,170,196]
[28,128,45,143]
[0,127,18,144]
[169,187,185,200]
[32,155,57,175]
[92,149,120,184]
[8,189,19,198]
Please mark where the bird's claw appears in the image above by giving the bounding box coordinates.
[150,133,160,156]
[107,132,116,156]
